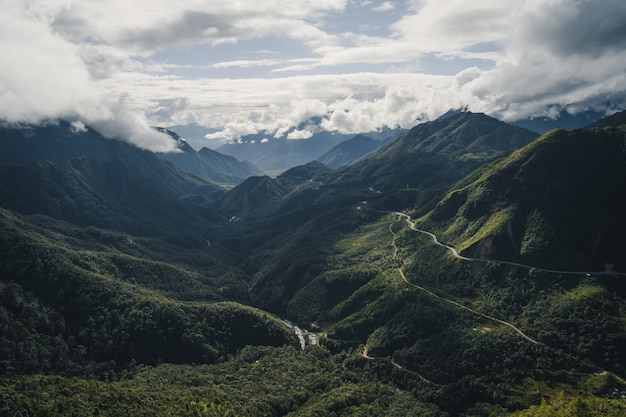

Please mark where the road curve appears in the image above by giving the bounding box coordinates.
[397,268,539,344]
[392,212,626,278]
[387,213,539,344]
[386,212,626,381]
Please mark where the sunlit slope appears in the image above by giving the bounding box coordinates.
[419,126,626,272]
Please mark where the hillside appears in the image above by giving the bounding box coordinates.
[332,111,538,191]
[420,126,626,271]
[2,113,626,416]
[0,157,227,238]
[317,134,382,168]
[155,128,263,185]
[0,205,297,368]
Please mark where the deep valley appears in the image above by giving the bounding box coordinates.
[1,111,626,416]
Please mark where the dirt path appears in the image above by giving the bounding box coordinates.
[362,346,434,384]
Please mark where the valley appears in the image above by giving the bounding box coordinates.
[1,112,626,416]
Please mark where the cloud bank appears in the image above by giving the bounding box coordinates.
[0,1,179,152]
[1,0,625,147]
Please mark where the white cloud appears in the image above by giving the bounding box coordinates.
[0,0,176,152]
[213,59,282,69]
[371,2,394,12]
[287,129,314,140]
[1,0,625,150]
[52,0,348,54]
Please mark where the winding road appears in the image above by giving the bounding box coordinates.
[392,212,626,278]
[381,212,626,384]
[388,218,539,344]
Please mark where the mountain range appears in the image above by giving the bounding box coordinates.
[155,128,263,185]
[1,110,626,416]
[316,134,383,168]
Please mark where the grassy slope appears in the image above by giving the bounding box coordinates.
[419,127,626,271]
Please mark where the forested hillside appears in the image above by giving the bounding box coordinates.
[1,113,626,416]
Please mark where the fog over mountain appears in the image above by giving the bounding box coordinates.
[2,1,625,153]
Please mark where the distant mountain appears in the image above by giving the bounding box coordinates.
[166,122,221,150]
[586,109,626,128]
[198,147,263,181]
[420,123,626,271]
[217,131,354,172]
[0,122,222,197]
[317,134,382,168]
[0,156,226,237]
[219,161,334,216]
[511,108,605,133]
[334,111,538,191]
[155,128,263,185]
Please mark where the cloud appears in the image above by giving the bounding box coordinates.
[0,2,93,122]
[287,129,314,140]
[371,2,395,12]
[52,0,348,54]
[0,1,176,152]
[509,0,626,59]
[212,59,283,69]
[88,98,179,152]
[459,0,626,120]
[2,0,625,151]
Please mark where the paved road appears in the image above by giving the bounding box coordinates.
[384,212,626,382]
[397,268,539,344]
[393,212,626,278]
[388,215,539,344]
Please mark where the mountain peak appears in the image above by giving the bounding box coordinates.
[586,109,626,129]
[423,124,626,270]
[382,111,537,158]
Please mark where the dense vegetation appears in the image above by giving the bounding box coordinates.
[0,207,296,377]
[2,112,626,416]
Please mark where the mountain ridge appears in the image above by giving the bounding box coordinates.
[317,134,382,168]
[155,127,263,185]
[419,124,626,271]
[2,109,626,416]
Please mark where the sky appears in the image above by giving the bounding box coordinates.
[1,0,626,152]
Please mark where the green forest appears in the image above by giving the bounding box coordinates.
[2,115,626,416]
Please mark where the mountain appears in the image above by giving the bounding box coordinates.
[586,109,626,128]
[511,108,605,133]
[218,175,288,215]
[155,128,263,185]
[217,131,354,173]
[166,122,221,149]
[0,122,298,377]
[218,113,539,313]
[3,111,626,417]
[218,161,335,217]
[262,117,626,413]
[317,134,382,168]
[332,111,539,191]
[0,121,222,197]
[420,124,626,272]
